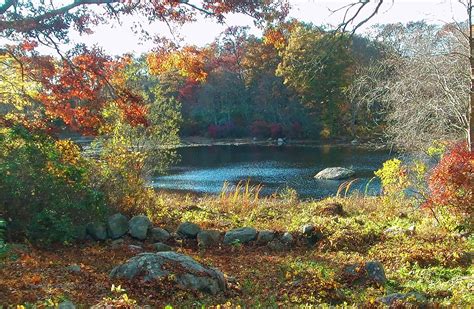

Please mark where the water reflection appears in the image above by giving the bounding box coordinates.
[152,145,391,199]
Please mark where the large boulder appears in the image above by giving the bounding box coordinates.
[150,227,171,242]
[86,222,107,241]
[107,213,128,239]
[177,222,201,239]
[110,252,226,295]
[197,230,221,248]
[128,215,151,240]
[223,227,257,244]
[314,167,355,180]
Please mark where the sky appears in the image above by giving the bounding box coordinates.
[54,0,470,55]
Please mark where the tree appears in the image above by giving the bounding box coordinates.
[0,0,288,135]
[348,22,469,150]
[275,22,354,137]
[337,0,474,151]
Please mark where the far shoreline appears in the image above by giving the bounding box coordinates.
[68,134,390,152]
[177,136,389,150]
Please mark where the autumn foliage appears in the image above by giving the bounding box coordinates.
[426,142,474,216]
[34,49,148,135]
[147,46,209,83]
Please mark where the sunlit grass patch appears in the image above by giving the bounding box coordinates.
[392,264,474,306]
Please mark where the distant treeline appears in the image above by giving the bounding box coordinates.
[144,21,383,140]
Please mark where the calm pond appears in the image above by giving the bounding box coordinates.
[152,145,392,199]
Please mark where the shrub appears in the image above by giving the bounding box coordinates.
[270,123,283,138]
[426,142,473,218]
[320,127,331,139]
[207,122,244,138]
[95,93,180,216]
[250,120,271,138]
[0,126,106,244]
[289,121,303,139]
[374,158,409,196]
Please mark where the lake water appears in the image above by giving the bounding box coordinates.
[152,145,392,199]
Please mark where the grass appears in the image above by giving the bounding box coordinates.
[0,191,472,307]
[219,180,264,213]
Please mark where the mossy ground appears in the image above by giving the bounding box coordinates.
[0,193,472,307]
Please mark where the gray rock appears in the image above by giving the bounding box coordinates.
[128,215,151,240]
[383,226,405,236]
[150,227,171,242]
[58,301,76,309]
[384,225,416,237]
[343,264,359,277]
[343,261,387,286]
[86,222,107,241]
[256,230,275,245]
[314,167,355,180]
[281,232,294,245]
[111,238,125,248]
[154,242,172,252]
[302,227,323,246]
[177,222,202,239]
[267,239,286,251]
[197,230,221,248]
[107,213,128,239]
[223,227,257,244]
[110,252,226,295]
[128,245,143,252]
[377,292,426,305]
[301,224,315,235]
[73,225,88,240]
[66,264,81,273]
[365,261,387,285]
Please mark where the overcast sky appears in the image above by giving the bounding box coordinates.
[55,0,469,55]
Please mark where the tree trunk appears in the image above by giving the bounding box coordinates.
[469,1,474,151]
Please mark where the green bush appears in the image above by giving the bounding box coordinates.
[0,126,106,244]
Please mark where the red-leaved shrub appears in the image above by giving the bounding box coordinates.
[289,121,303,138]
[426,142,474,216]
[270,123,283,138]
[250,120,271,138]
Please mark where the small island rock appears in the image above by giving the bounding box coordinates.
[314,167,355,180]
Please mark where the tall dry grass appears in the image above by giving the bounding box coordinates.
[218,180,264,213]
